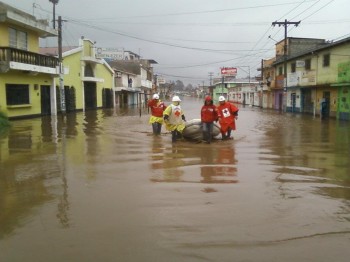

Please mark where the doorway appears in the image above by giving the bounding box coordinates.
[84,82,97,110]
[40,85,51,115]
[321,91,330,118]
[291,93,296,112]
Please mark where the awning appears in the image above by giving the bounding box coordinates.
[331,82,350,87]
[120,87,141,92]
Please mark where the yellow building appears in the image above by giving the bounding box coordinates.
[45,38,115,112]
[0,2,59,119]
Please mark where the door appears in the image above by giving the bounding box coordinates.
[40,85,51,115]
[84,82,97,110]
[291,93,296,112]
[301,89,313,114]
[322,91,330,118]
[278,93,283,111]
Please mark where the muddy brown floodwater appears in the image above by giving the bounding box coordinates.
[1,97,350,262]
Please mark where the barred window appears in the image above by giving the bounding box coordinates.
[278,66,283,75]
[6,84,30,105]
[8,28,28,50]
[291,62,296,73]
[323,54,330,67]
[305,59,311,70]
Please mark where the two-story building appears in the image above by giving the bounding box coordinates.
[0,2,59,119]
[41,37,115,112]
[263,37,327,112]
[107,59,157,107]
[108,59,141,106]
[273,36,350,119]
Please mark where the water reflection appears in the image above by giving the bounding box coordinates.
[257,113,350,201]
[149,137,238,185]
[0,124,64,238]
[0,113,92,237]
[200,145,238,184]
[1,100,350,261]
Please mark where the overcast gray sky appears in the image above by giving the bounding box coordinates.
[4,0,350,86]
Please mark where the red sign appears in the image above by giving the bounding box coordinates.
[221,67,237,76]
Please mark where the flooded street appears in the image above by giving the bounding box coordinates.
[1,97,350,262]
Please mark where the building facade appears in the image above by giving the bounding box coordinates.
[274,37,350,119]
[58,38,114,112]
[0,2,58,119]
[260,36,350,120]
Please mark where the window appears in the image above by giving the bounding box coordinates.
[323,54,330,67]
[278,66,283,75]
[9,28,28,50]
[305,58,311,70]
[291,62,296,73]
[84,64,94,77]
[6,84,30,105]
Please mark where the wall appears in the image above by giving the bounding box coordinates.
[61,51,83,109]
[317,44,350,85]
[0,71,53,118]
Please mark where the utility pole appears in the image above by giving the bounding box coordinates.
[272,19,300,111]
[208,72,214,86]
[49,0,59,29]
[58,16,66,114]
[221,75,225,96]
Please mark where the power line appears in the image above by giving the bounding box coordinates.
[67,19,270,54]
[90,1,318,20]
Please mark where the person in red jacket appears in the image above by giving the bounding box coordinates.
[201,96,218,144]
[147,94,166,135]
[217,96,239,140]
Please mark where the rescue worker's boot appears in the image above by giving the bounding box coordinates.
[152,123,158,135]
[176,130,183,140]
[227,128,232,139]
[207,132,212,144]
[202,132,208,143]
[171,131,177,143]
[156,122,162,135]
[221,132,227,140]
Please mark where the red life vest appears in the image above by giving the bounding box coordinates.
[148,99,166,117]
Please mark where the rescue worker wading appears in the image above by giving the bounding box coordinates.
[217,96,239,140]
[200,96,218,144]
[163,95,186,143]
[147,94,166,135]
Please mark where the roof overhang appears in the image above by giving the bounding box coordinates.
[0,4,57,37]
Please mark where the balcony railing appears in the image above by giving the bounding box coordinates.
[0,47,59,72]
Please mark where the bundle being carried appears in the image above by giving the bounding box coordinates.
[182,119,220,141]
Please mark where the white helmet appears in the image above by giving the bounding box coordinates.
[218,96,226,102]
[153,94,159,99]
[172,96,181,102]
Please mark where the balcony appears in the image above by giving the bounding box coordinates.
[0,47,59,74]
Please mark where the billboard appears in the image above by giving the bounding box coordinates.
[221,67,237,76]
[157,78,166,84]
[96,47,124,60]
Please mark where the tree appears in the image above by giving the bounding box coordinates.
[174,80,185,91]
[185,84,194,91]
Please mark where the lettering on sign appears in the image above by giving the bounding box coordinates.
[96,47,124,60]
[221,67,237,76]
[296,60,305,67]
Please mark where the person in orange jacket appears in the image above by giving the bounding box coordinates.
[147,94,166,135]
[200,96,218,144]
[217,96,239,140]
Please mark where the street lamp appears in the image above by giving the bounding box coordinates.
[49,0,59,29]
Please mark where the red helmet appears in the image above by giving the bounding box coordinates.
[205,96,212,101]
